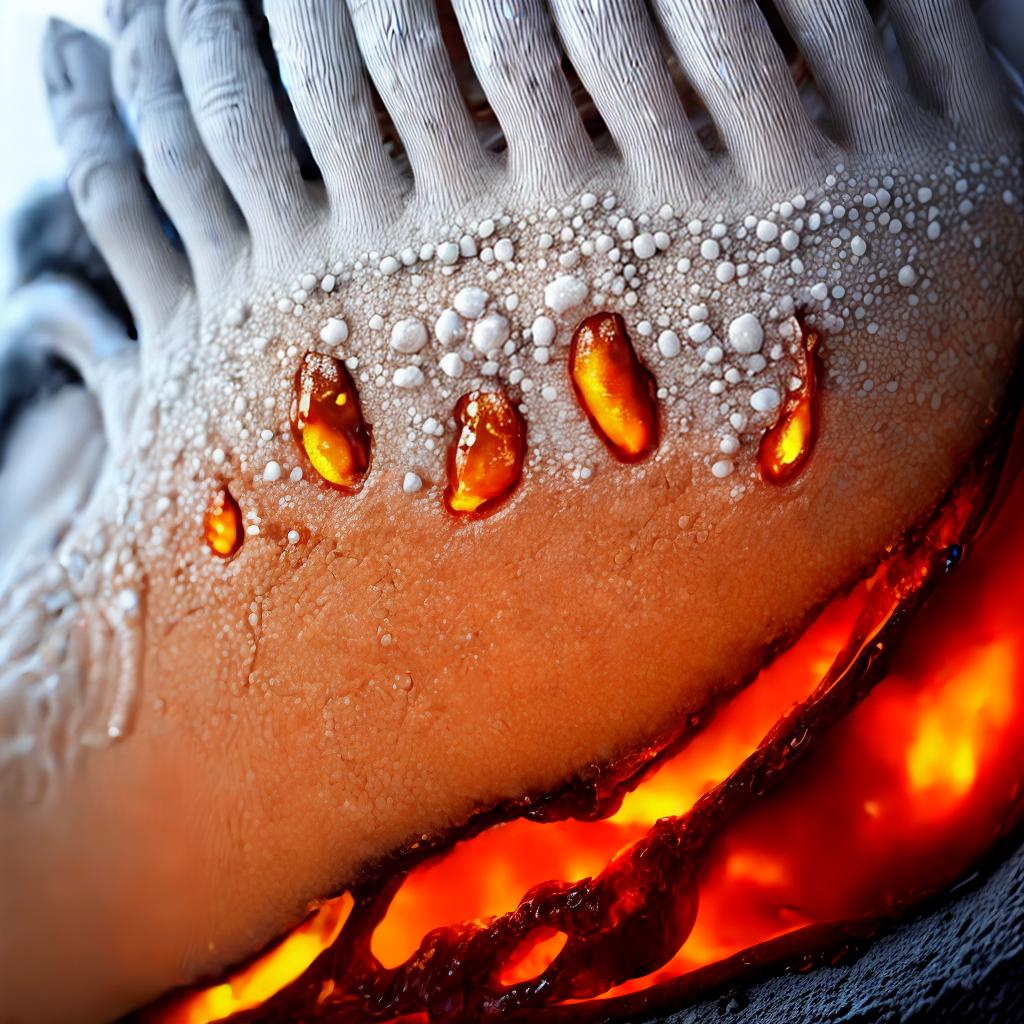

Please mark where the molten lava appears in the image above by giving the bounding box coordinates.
[160,896,353,1024]
[203,487,243,560]
[150,418,1024,1024]
[291,352,372,491]
[758,316,821,484]
[444,389,527,516]
[569,312,659,462]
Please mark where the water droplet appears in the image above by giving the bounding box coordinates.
[204,487,243,560]
[291,352,372,491]
[758,317,821,485]
[444,390,526,516]
[569,312,660,462]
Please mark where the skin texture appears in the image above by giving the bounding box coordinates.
[1,1,1022,1022]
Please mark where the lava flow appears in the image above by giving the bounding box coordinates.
[151,415,1024,1024]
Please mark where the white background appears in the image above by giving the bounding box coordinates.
[0,1,106,291]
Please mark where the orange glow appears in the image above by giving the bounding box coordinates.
[147,894,353,1024]
[158,434,1024,1022]
[611,589,856,830]
[370,459,1024,1006]
[444,389,526,515]
[569,312,659,462]
[497,929,569,987]
[370,583,864,970]
[906,640,1014,802]
[759,317,820,484]
[291,352,371,491]
[725,851,788,887]
[203,487,243,560]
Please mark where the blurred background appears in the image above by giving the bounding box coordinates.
[0,1,107,292]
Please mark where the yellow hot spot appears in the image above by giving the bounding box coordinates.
[497,929,569,987]
[906,641,1015,801]
[759,318,821,485]
[150,894,354,1024]
[291,352,372,491]
[760,396,816,483]
[203,488,243,560]
[573,357,647,456]
[569,312,659,463]
[777,402,812,467]
[301,420,361,486]
[725,851,787,887]
[444,390,527,516]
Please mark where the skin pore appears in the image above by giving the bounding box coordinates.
[1,1,1022,1022]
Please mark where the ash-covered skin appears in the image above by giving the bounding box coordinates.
[1,1,1023,1022]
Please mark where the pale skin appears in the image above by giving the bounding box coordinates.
[1,1,1022,1022]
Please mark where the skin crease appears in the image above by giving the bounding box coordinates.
[1,0,1023,1022]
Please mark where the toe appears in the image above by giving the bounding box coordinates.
[43,19,190,336]
[166,0,315,253]
[346,0,492,216]
[886,0,1019,139]
[773,0,909,151]
[649,0,833,188]
[450,0,593,199]
[264,0,405,241]
[111,1,246,295]
[548,0,711,205]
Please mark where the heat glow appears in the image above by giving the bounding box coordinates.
[152,452,1024,1023]
[203,488,243,560]
[569,312,659,462]
[444,389,527,515]
[758,317,820,485]
[290,352,372,491]
[158,895,353,1024]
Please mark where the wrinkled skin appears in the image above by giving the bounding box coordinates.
[1,1,1022,1022]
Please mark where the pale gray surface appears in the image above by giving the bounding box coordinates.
[0,1,105,292]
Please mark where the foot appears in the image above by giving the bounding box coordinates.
[2,1,1022,1020]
